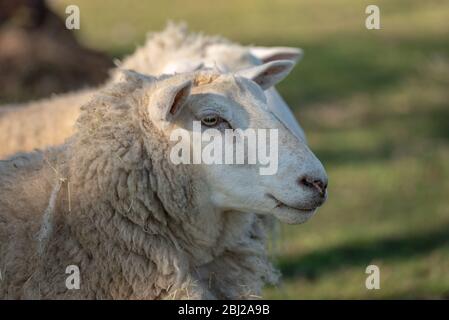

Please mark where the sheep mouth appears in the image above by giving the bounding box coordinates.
[266,194,317,214]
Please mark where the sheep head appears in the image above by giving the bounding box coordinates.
[133,60,327,225]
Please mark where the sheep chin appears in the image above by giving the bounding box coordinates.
[272,207,317,225]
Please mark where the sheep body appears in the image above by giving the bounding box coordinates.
[0,89,93,158]
[0,73,278,299]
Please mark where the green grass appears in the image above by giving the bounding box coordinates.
[52,0,449,299]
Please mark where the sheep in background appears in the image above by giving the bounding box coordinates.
[0,62,327,299]
[0,23,305,159]
[0,90,92,157]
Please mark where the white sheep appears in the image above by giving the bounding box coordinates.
[0,63,327,299]
[0,23,305,159]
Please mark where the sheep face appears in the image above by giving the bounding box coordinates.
[139,61,327,225]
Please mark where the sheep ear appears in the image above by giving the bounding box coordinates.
[249,46,303,63]
[151,79,192,121]
[236,60,294,90]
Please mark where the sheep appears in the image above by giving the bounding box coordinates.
[0,62,327,299]
[0,23,305,159]
[0,90,93,157]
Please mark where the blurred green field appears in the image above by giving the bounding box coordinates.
[53,0,449,299]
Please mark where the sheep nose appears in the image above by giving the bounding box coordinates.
[299,175,328,198]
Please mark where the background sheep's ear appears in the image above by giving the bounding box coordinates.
[249,46,303,63]
[236,60,295,90]
[151,79,192,121]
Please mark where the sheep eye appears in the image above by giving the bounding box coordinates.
[201,115,219,127]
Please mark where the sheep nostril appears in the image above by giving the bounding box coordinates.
[314,180,328,197]
[299,176,328,197]
[299,177,313,189]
